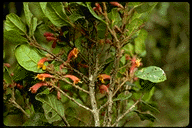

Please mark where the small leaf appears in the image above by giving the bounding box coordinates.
[135,66,167,83]
[113,92,132,102]
[69,12,85,23]
[108,8,122,28]
[134,110,156,122]
[15,44,45,73]
[4,13,27,35]
[120,55,126,65]
[86,2,106,24]
[134,29,148,56]
[140,100,160,113]
[35,93,65,124]
[3,67,12,84]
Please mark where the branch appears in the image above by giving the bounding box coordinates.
[54,75,89,94]
[111,93,144,126]
[52,83,92,112]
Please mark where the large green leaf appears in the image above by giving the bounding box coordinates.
[86,2,106,24]
[134,29,148,56]
[135,66,167,83]
[35,90,65,124]
[4,13,27,35]
[4,30,28,44]
[14,44,45,73]
[39,2,70,27]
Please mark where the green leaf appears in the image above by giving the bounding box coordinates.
[135,66,167,83]
[120,55,126,65]
[86,2,106,24]
[113,92,132,102]
[4,13,27,35]
[39,2,71,27]
[3,67,12,84]
[134,29,148,56]
[35,93,65,124]
[69,12,85,23]
[126,18,143,36]
[140,100,160,113]
[12,64,29,82]
[23,2,33,28]
[134,110,156,122]
[23,112,47,126]
[108,8,122,28]
[14,44,45,73]
[4,30,28,44]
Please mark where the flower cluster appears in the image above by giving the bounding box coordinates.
[98,74,111,94]
[44,32,57,48]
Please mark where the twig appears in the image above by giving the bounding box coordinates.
[111,93,144,126]
[52,83,92,112]
[9,87,30,118]
[54,75,89,94]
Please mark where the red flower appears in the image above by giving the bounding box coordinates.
[98,74,111,83]
[99,85,109,94]
[29,82,48,93]
[37,57,49,70]
[44,32,54,37]
[110,2,124,9]
[4,63,11,68]
[64,74,81,84]
[95,3,103,13]
[66,48,79,63]
[35,73,54,81]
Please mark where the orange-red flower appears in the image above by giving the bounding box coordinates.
[110,2,124,9]
[98,74,111,83]
[35,73,54,81]
[99,85,109,94]
[37,57,49,70]
[29,82,48,93]
[66,48,79,63]
[64,74,81,84]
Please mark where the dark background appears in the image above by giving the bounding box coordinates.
[3,2,189,126]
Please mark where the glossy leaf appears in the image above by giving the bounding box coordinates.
[14,44,45,73]
[35,91,65,124]
[4,13,27,35]
[135,66,167,83]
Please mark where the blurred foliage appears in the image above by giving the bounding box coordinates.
[130,2,189,126]
[3,2,189,126]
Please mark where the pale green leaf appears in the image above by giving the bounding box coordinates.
[35,93,65,124]
[14,44,45,73]
[4,13,27,35]
[135,66,167,83]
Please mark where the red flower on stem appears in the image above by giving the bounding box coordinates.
[44,32,57,48]
[35,73,54,81]
[64,74,81,84]
[29,82,48,93]
[37,57,49,70]
[98,74,111,83]
[110,2,124,9]
[66,48,79,63]
[99,85,109,94]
